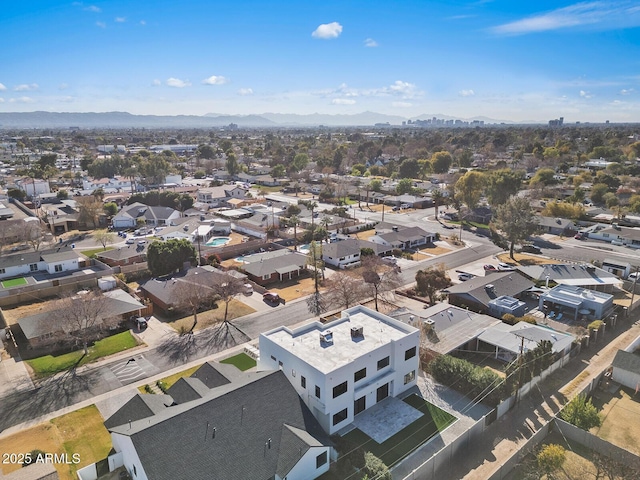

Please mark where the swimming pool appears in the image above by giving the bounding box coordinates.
[299,243,311,253]
[206,237,231,247]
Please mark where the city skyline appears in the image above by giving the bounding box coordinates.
[1,1,640,123]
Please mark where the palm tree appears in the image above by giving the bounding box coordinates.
[432,188,444,218]
[288,215,300,249]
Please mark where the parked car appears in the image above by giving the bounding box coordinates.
[483,264,497,271]
[520,244,541,254]
[138,240,146,245]
[263,292,281,304]
[497,262,516,271]
[381,256,398,266]
[628,273,640,282]
[574,232,585,240]
[458,273,474,281]
[243,283,254,295]
[125,238,135,244]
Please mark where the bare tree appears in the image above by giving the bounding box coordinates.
[361,255,402,311]
[76,196,103,228]
[24,220,46,251]
[54,290,110,355]
[210,275,245,324]
[93,229,116,250]
[170,280,219,333]
[324,270,367,310]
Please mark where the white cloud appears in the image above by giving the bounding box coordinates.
[0,83,6,91]
[364,38,378,47]
[387,80,418,97]
[9,96,35,103]
[237,88,254,96]
[166,78,191,88]
[620,88,635,95]
[580,90,593,98]
[14,83,38,91]
[315,81,422,101]
[312,22,343,39]
[490,1,640,35]
[459,89,475,97]
[86,5,101,12]
[202,75,229,85]
[96,21,106,28]
[140,20,146,26]
[332,98,356,105]
[115,17,126,23]
[392,101,412,107]
[152,79,161,86]
[58,83,69,90]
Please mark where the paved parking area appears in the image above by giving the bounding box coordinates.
[109,355,157,385]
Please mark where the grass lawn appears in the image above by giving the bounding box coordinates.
[164,299,256,332]
[496,253,558,266]
[0,405,111,480]
[1,277,27,288]
[340,394,456,468]
[220,352,257,371]
[79,246,114,259]
[139,364,202,393]
[26,331,140,378]
[590,386,640,455]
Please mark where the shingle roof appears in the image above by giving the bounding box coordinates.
[104,393,175,430]
[242,251,307,277]
[190,361,233,388]
[517,263,620,286]
[167,377,211,404]
[108,370,330,480]
[95,245,146,262]
[322,238,360,258]
[445,271,534,307]
[612,349,640,375]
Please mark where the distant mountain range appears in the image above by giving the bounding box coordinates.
[0,110,517,129]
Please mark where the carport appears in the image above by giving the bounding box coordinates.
[276,264,300,281]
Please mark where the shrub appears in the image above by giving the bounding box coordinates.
[502,313,516,324]
[428,354,505,406]
[588,320,604,331]
[156,380,168,393]
[144,384,155,394]
[361,452,391,480]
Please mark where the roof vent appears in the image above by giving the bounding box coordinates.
[423,318,435,330]
[320,330,333,344]
[392,225,399,232]
[350,326,363,339]
[485,284,495,291]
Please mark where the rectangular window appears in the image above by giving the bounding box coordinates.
[270,355,276,362]
[278,361,283,369]
[54,264,63,272]
[29,263,38,272]
[354,367,366,383]
[405,346,416,361]
[404,370,416,385]
[315,385,321,398]
[333,381,348,398]
[377,356,390,370]
[316,451,328,468]
[262,274,271,280]
[0,268,5,274]
[332,408,348,426]
[301,376,306,388]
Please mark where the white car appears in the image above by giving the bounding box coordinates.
[497,262,515,271]
[458,273,474,281]
[381,256,398,266]
[125,238,135,245]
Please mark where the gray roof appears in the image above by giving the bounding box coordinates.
[537,216,576,229]
[104,394,175,430]
[0,249,42,269]
[444,271,535,308]
[517,263,621,286]
[190,361,234,388]
[322,238,361,258]
[377,226,434,244]
[478,323,574,355]
[612,350,640,375]
[18,289,144,339]
[390,304,501,354]
[39,248,81,264]
[599,225,640,241]
[0,245,79,270]
[242,250,307,277]
[167,377,212,404]
[107,370,330,480]
[95,245,147,262]
[115,202,178,222]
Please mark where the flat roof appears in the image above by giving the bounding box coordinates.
[261,305,417,374]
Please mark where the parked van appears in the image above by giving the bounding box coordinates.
[243,284,254,295]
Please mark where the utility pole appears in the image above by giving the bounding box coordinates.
[514,332,527,403]
[629,265,639,316]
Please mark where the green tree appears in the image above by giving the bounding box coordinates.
[226,153,240,176]
[396,178,414,195]
[56,189,69,200]
[431,151,453,174]
[415,264,452,305]
[559,394,602,430]
[493,196,538,259]
[455,170,485,211]
[272,164,286,178]
[7,188,26,200]
[370,179,382,192]
[486,169,522,207]
[361,452,391,480]
[398,158,420,179]
[590,183,610,205]
[197,144,216,159]
[529,168,556,187]
[291,153,309,173]
[103,202,118,217]
[147,239,197,277]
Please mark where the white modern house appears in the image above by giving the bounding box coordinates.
[539,284,615,322]
[15,177,50,197]
[0,246,84,281]
[82,176,132,192]
[321,238,361,269]
[258,305,420,434]
[196,185,247,207]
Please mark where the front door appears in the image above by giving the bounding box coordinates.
[376,383,389,403]
[354,396,366,415]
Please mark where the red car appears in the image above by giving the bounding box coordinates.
[483,264,497,272]
[263,292,281,304]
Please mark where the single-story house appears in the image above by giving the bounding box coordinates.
[383,195,433,209]
[536,216,577,236]
[368,225,435,250]
[105,367,331,480]
[0,246,86,281]
[139,266,246,314]
[96,244,147,267]
[389,304,501,355]
[516,263,621,294]
[17,289,144,349]
[444,272,535,315]
[477,322,574,363]
[321,238,361,269]
[587,225,640,248]
[112,203,181,229]
[0,201,15,220]
[601,258,632,279]
[538,284,615,323]
[240,250,308,285]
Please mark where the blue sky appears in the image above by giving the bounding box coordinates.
[1,0,640,122]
